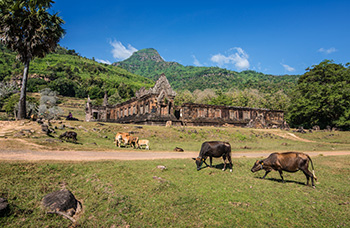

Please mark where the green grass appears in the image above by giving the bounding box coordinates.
[0,156,349,227]
[25,120,350,152]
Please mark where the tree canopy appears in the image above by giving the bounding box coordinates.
[287,60,350,130]
[0,0,65,118]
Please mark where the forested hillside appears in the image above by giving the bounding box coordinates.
[0,44,154,100]
[114,48,300,94]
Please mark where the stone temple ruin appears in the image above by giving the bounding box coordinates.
[85,73,285,128]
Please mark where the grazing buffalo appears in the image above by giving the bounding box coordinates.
[193,141,233,172]
[138,139,150,150]
[115,132,130,147]
[251,152,317,188]
[125,135,139,148]
[59,131,77,142]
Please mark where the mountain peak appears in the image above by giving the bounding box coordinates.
[126,48,164,63]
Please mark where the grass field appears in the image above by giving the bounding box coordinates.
[0,155,349,227]
[2,95,350,153]
[1,96,350,227]
[19,121,350,153]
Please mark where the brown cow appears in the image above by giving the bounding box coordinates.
[114,132,130,147]
[124,135,139,149]
[251,152,317,188]
[138,139,150,150]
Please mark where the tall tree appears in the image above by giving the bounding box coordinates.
[0,0,64,119]
[287,60,350,130]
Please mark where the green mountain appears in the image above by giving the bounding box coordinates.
[0,44,154,100]
[114,48,300,93]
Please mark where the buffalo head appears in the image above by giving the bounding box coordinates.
[192,157,205,171]
[251,160,263,173]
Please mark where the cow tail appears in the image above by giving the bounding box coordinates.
[307,155,318,181]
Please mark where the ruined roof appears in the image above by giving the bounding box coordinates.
[135,73,176,98]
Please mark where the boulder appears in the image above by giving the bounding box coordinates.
[173,147,184,152]
[0,198,9,217]
[42,189,81,219]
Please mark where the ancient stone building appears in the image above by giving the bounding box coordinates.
[85,73,285,127]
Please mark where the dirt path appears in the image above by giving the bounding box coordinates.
[1,149,350,161]
[1,121,349,161]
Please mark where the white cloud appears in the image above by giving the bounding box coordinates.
[318,47,337,54]
[110,40,138,60]
[210,47,250,70]
[281,63,295,72]
[96,59,112,65]
[192,55,202,66]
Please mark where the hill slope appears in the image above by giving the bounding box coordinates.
[0,45,154,100]
[114,48,300,93]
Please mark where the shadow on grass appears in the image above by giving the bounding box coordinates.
[199,163,232,171]
[254,176,306,186]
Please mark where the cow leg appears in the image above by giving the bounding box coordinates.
[302,169,315,188]
[209,157,213,168]
[203,159,209,167]
[262,170,271,179]
[278,170,285,183]
[221,155,226,171]
[227,155,233,172]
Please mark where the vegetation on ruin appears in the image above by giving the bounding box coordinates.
[0,155,349,227]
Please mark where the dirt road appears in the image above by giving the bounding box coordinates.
[1,149,350,161]
[1,120,350,161]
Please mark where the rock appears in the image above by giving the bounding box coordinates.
[42,189,81,217]
[41,124,49,133]
[65,125,75,130]
[58,124,65,130]
[78,126,87,132]
[157,165,167,170]
[45,139,63,143]
[241,146,252,149]
[173,147,184,152]
[165,121,172,127]
[0,198,9,217]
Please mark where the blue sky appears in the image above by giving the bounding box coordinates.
[52,0,350,75]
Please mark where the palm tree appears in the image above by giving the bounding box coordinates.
[0,0,65,119]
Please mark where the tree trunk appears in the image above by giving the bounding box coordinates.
[18,59,30,119]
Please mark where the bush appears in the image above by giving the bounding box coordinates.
[27,78,48,92]
[48,78,77,97]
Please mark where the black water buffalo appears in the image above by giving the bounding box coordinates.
[193,141,233,172]
[59,131,77,142]
[251,152,317,188]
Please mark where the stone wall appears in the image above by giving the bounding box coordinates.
[177,103,284,127]
[85,74,285,128]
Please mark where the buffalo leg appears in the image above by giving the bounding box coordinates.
[302,169,315,188]
[227,155,233,172]
[262,170,271,179]
[222,155,227,171]
[203,159,209,167]
[278,170,285,183]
